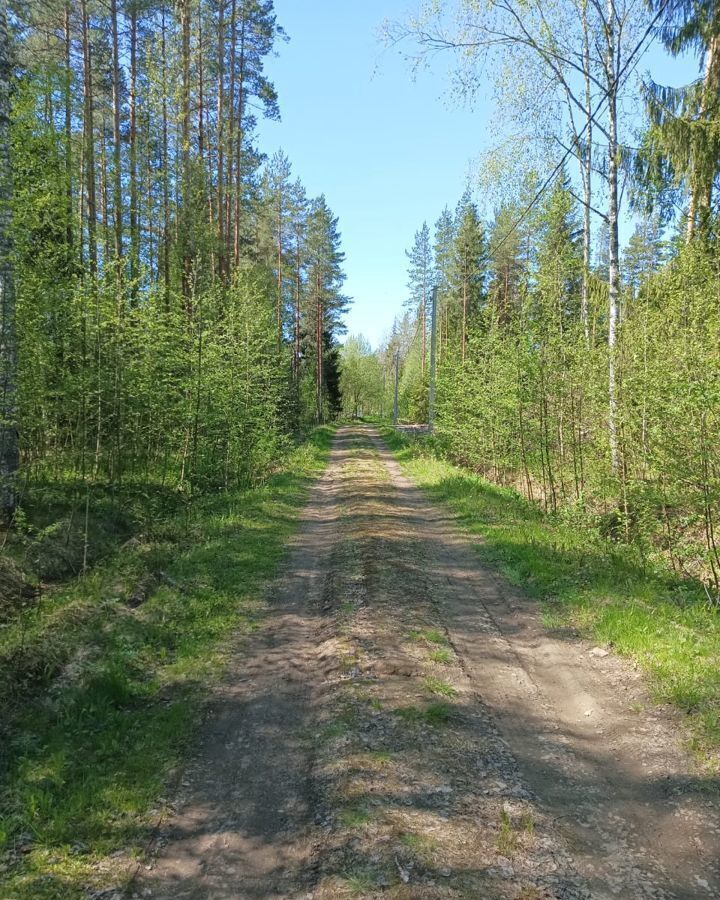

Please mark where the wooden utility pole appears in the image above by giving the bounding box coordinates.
[428,286,438,433]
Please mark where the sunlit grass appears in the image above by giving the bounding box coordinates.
[339,806,372,828]
[409,627,446,645]
[423,676,458,697]
[0,427,335,899]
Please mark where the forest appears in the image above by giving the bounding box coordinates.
[0,2,350,892]
[1,0,720,897]
[346,0,720,592]
[1,0,348,523]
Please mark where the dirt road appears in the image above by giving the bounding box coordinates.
[137,425,720,899]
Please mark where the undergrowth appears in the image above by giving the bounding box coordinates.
[0,426,335,900]
[380,425,720,769]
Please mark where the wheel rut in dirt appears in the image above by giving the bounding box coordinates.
[138,425,719,899]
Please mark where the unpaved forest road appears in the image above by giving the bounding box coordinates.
[137,425,720,900]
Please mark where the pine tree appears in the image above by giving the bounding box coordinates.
[487,202,525,326]
[227,0,285,264]
[288,177,308,382]
[258,151,294,345]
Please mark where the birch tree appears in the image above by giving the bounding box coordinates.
[386,0,646,471]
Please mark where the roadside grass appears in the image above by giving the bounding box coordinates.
[379,425,720,768]
[342,866,382,895]
[395,702,455,726]
[423,676,458,698]
[0,427,335,899]
[339,806,372,828]
[409,628,445,645]
[400,832,437,859]
[497,808,518,856]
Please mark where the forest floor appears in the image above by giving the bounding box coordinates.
[0,430,334,900]
[136,424,720,900]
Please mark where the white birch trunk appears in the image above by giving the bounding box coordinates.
[606,0,620,475]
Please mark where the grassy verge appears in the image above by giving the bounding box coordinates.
[0,426,335,900]
[379,425,720,769]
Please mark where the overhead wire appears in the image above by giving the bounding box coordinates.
[489,0,675,255]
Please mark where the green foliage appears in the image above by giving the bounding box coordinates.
[390,176,720,595]
[405,222,433,381]
[383,426,720,764]
[339,335,383,418]
[423,676,458,697]
[448,192,487,351]
[0,10,351,892]
[6,0,350,530]
[641,0,720,237]
[0,427,333,898]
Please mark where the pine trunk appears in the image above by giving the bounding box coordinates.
[225,0,237,268]
[161,8,170,306]
[216,0,225,280]
[110,0,124,275]
[234,13,247,265]
[81,0,97,278]
[0,0,17,518]
[180,0,192,306]
[129,7,139,299]
[64,1,74,255]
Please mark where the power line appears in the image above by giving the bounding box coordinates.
[489,0,674,256]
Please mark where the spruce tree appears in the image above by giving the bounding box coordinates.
[434,206,456,356]
[303,196,348,423]
[643,0,720,239]
[405,222,433,376]
[450,196,486,359]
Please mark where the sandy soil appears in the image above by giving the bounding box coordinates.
[135,425,720,900]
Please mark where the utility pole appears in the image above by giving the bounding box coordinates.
[393,349,400,426]
[428,286,438,433]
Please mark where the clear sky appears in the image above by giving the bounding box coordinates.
[257,2,698,349]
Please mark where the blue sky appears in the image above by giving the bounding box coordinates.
[257,2,698,348]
